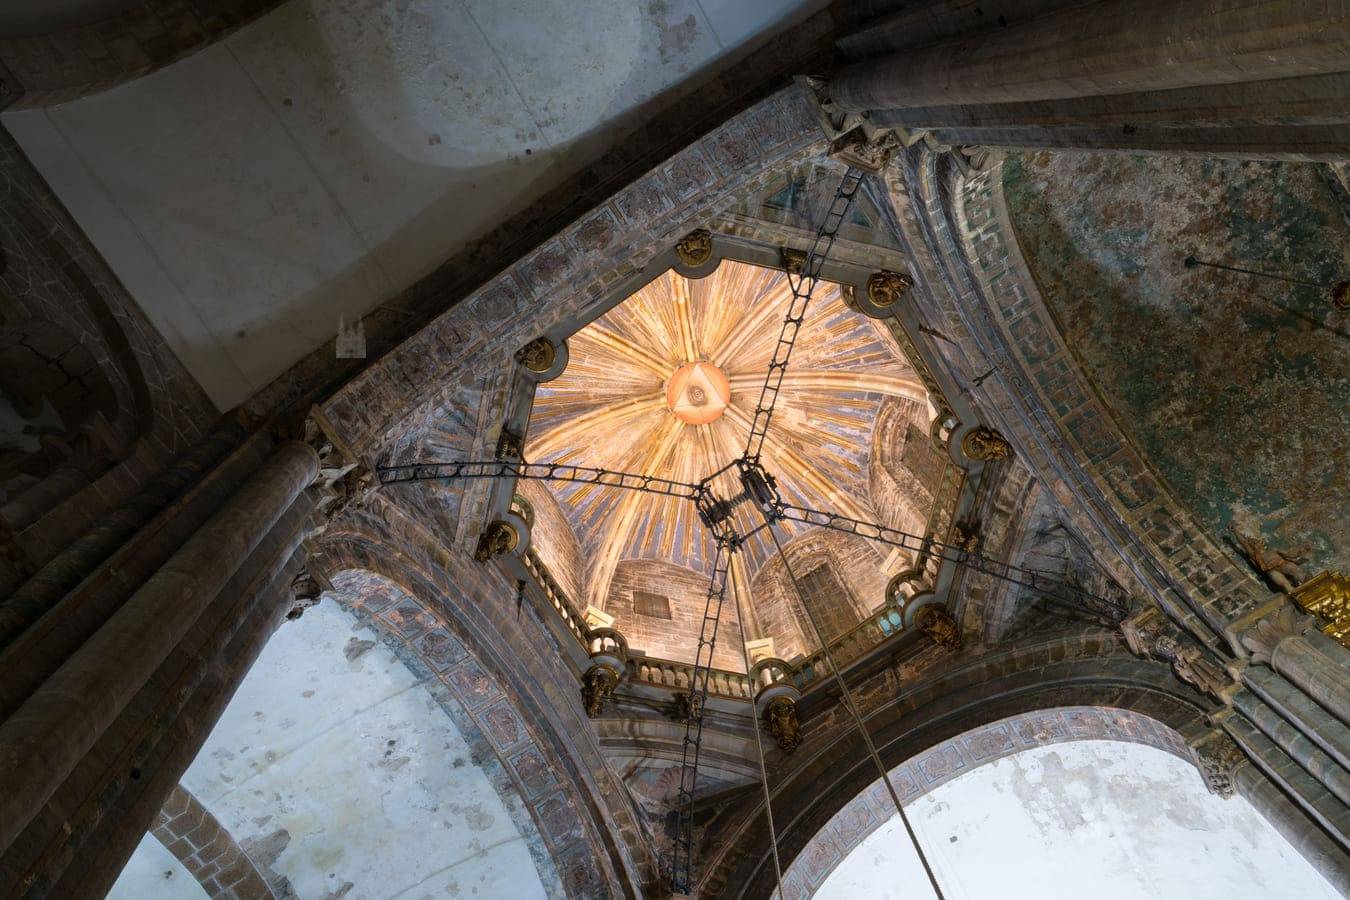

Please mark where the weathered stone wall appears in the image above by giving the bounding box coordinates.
[1003,152,1349,575]
[609,557,745,672]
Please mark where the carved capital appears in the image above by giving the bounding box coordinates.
[766,696,802,753]
[473,520,519,563]
[1190,731,1246,799]
[961,427,1013,461]
[866,270,913,307]
[1242,602,1317,664]
[674,228,713,267]
[582,665,619,718]
[518,337,557,374]
[916,605,962,651]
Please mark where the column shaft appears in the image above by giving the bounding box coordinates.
[1224,714,1350,847]
[1232,690,1350,807]
[1245,665,1350,771]
[0,440,317,854]
[1271,635,1350,725]
[833,0,1350,111]
[1234,761,1350,895]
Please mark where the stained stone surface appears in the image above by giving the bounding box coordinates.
[811,740,1340,900]
[178,599,554,899]
[1003,153,1349,573]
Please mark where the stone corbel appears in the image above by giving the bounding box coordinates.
[286,569,325,621]
[959,426,1013,462]
[473,520,520,563]
[1188,727,1247,799]
[765,697,803,753]
[583,627,629,718]
[752,657,802,752]
[915,605,962,651]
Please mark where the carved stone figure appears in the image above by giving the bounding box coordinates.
[518,337,557,373]
[829,126,903,173]
[473,520,519,562]
[866,270,913,307]
[961,427,1013,461]
[1192,733,1246,799]
[582,665,619,718]
[916,605,962,651]
[671,691,702,722]
[495,427,524,460]
[1229,527,1308,593]
[1155,635,1231,698]
[951,518,981,554]
[674,229,713,267]
[766,697,802,752]
[780,247,807,275]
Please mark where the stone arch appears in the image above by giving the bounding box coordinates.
[149,784,277,900]
[700,633,1215,897]
[778,705,1195,897]
[307,511,657,896]
[869,396,940,537]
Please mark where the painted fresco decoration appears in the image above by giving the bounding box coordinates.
[526,259,933,617]
[1003,153,1349,573]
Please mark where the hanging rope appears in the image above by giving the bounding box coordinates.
[764,521,947,900]
[728,564,786,900]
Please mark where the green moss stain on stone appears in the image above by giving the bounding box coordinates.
[1003,153,1349,571]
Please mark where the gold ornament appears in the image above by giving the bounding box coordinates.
[866,270,913,307]
[473,520,519,562]
[766,696,802,752]
[1291,570,1350,650]
[961,427,1013,461]
[518,338,557,373]
[582,665,619,718]
[674,229,713,267]
[916,605,962,651]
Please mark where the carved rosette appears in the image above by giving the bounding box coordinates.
[518,337,557,374]
[1191,732,1246,799]
[916,605,962,651]
[473,520,519,563]
[961,427,1013,461]
[674,229,713,267]
[766,697,802,753]
[866,270,913,307]
[582,665,620,718]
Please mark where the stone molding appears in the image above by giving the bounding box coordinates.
[779,706,1192,898]
[151,784,278,900]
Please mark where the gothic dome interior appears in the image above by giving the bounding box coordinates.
[525,259,940,665]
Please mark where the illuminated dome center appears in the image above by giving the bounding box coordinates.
[666,361,731,425]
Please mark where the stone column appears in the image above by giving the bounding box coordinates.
[1244,665,1350,772]
[1244,604,1350,724]
[1231,689,1350,807]
[1234,758,1350,896]
[0,439,317,854]
[831,0,1350,112]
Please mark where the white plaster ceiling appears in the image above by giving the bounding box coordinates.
[166,599,550,899]
[108,832,209,900]
[816,740,1341,900]
[3,0,826,410]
